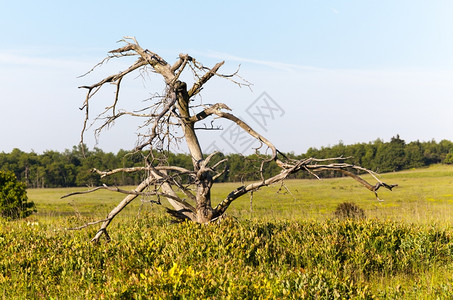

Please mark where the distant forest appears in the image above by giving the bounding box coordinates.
[1,135,453,188]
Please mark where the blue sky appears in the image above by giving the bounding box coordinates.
[1,1,453,154]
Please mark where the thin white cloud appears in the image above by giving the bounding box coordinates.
[193,50,326,73]
[0,51,89,69]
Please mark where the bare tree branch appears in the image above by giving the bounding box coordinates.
[92,166,193,178]
[61,183,189,204]
[188,61,225,97]
[214,161,397,217]
[71,37,397,242]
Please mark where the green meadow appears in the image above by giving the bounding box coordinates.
[1,165,453,298]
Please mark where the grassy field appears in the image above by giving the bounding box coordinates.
[28,164,453,225]
[1,164,453,298]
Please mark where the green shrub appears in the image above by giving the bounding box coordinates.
[0,170,36,220]
[444,152,453,164]
[334,202,366,220]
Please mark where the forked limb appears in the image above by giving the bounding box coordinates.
[68,37,397,242]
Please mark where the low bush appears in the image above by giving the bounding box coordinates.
[0,170,35,220]
[334,202,366,220]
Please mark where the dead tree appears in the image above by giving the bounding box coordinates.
[64,37,397,242]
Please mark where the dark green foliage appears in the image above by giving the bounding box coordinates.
[296,136,453,176]
[0,170,35,220]
[444,152,453,164]
[334,202,366,220]
[1,136,453,187]
[375,135,407,171]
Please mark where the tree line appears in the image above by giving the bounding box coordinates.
[1,136,453,188]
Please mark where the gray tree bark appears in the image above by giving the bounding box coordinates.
[65,37,397,242]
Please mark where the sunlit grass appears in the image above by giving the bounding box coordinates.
[27,164,453,226]
[12,164,453,298]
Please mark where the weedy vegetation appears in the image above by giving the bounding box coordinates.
[1,165,453,299]
[333,202,366,220]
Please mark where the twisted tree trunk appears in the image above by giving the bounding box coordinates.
[64,37,397,242]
